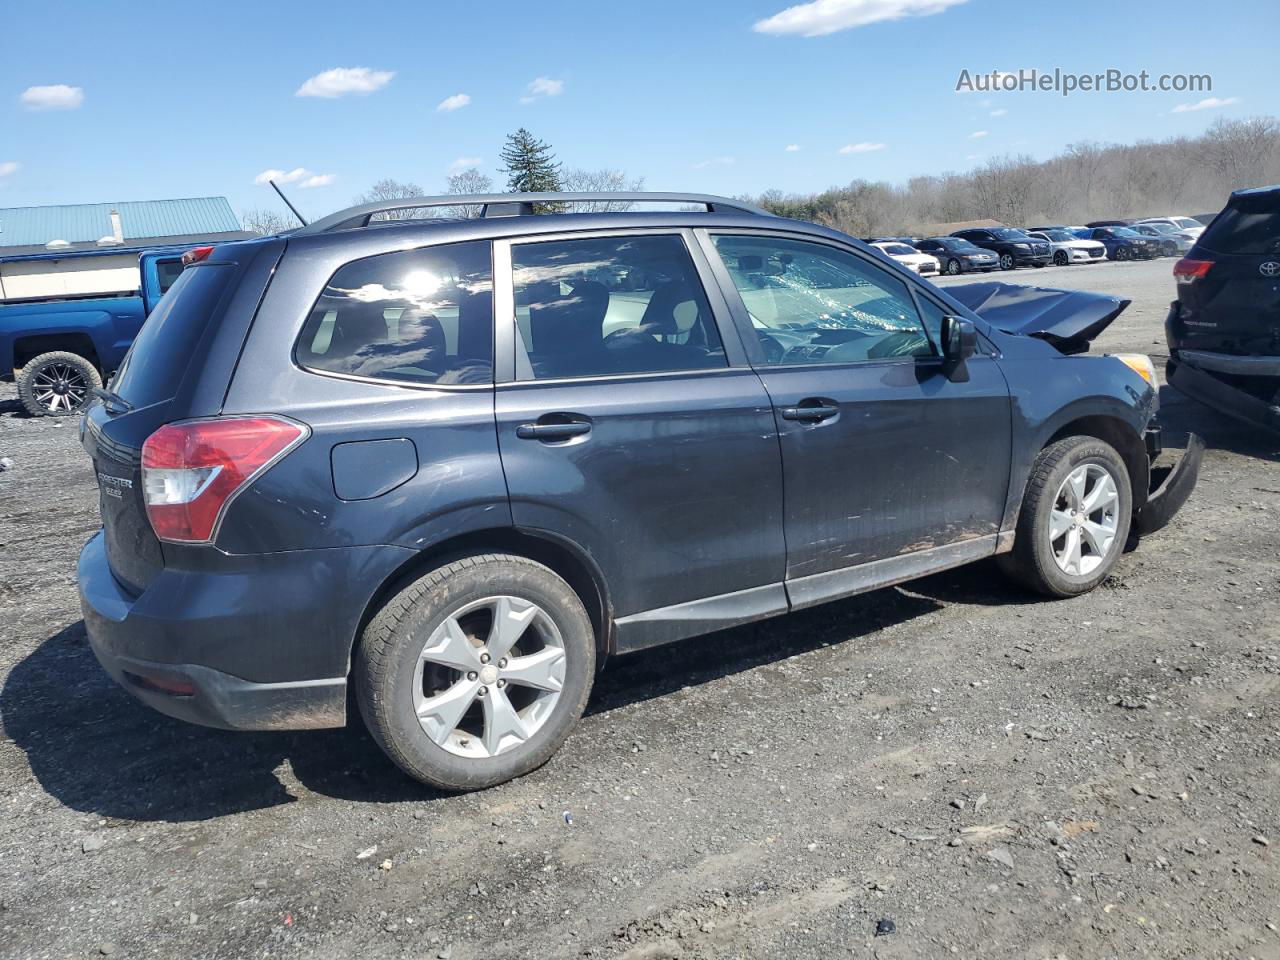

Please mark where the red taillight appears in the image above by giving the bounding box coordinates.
[182,245,215,266]
[141,417,307,543]
[1173,257,1213,284]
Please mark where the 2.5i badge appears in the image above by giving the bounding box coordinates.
[97,472,132,499]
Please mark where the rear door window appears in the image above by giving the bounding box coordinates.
[510,234,727,380]
[296,240,493,385]
[111,263,235,407]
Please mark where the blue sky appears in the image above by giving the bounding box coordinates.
[1,0,1274,223]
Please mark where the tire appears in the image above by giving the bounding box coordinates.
[16,351,101,418]
[997,436,1133,598]
[946,258,963,276]
[1054,250,1069,266]
[998,252,1015,270]
[1116,245,1132,261]
[355,553,596,791]
[1032,261,1046,268]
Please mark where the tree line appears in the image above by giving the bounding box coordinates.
[243,116,1280,236]
[242,128,642,233]
[746,116,1280,237]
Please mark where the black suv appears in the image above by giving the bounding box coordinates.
[949,227,1051,270]
[78,192,1199,791]
[1167,185,1280,432]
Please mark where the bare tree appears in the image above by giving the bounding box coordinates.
[356,178,429,219]
[446,168,493,196]
[559,168,646,211]
[240,207,301,236]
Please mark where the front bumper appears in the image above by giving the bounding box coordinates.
[1015,253,1052,266]
[1134,432,1204,536]
[78,531,413,730]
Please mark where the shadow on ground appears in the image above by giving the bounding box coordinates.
[1,575,1017,823]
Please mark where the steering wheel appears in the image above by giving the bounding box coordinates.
[756,334,784,364]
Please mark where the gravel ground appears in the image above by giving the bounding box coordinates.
[1,256,1278,960]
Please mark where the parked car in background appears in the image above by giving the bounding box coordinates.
[1136,216,1206,239]
[1025,228,1108,266]
[950,227,1051,270]
[1131,223,1194,257]
[1166,185,1280,433]
[1085,219,1138,228]
[913,236,999,275]
[870,240,939,276]
[77,190,1199,792]
[0,247,186,416]
[1075,226,1161,261]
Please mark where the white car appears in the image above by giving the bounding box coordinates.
[1136,216,1205,239]
[871,241,939,276]
[1026,229,1108,266]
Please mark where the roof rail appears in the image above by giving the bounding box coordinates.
[294,192,771,235]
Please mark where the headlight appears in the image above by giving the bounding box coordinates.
[1014,242,1030,249]
[1112,353,1157,386]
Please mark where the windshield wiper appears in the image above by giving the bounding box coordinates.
[91,386,134,415]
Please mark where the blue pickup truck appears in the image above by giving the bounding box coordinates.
[0,247,189,416]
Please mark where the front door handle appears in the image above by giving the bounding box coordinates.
[516,419,592,441]
[779,401,839,422]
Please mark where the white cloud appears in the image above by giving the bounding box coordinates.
[785,144,801,152]
[437,93,471,112]
[296,67,394,98]
[989,108,1008,117]
[300,174,336,188]
[754,0,967,37]
[0,162,19,177]
[969,130,989,138]
[839,142,886,154]
[693,156,736,169]
[1171,96,1240,113]
[449,156,483,172]
[255,168,307,185]
[520,76,564,103]
[20,84,84,111]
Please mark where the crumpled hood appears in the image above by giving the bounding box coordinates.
[945,281,1130,354]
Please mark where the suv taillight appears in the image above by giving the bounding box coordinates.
[141,417,307,543]
[1173,257,1213,284]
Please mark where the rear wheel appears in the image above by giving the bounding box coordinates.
[355,554,596,791]
[998,436,1132,597]
[16,351,101,417]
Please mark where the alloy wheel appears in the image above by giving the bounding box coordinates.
[30,361,90,413]
[413,596,566,759]
[1049,463,1120,576]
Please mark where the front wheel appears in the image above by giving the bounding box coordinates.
[998,252,1015,270]
[1116,245,1132,261]
[356,554,596,791]
[946,258,963,276]
[1054,250,1069,266]
[16,351,101,417]
[998,436,1132,597]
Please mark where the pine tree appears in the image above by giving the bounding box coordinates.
[499,128,562,194]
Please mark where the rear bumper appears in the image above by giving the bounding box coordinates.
[1178,349,1280,377]
[78,531,414,730]
[1168,358,1280,434]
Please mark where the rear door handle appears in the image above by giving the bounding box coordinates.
[779,401,839,422]
[516,420,592,441]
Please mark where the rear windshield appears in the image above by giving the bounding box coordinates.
[1198,203,1280,255]
[110,263,234,407]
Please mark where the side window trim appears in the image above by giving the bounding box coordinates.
[492,228,750,385]
[694,227,937,370]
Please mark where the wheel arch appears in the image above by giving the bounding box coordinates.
[349,527,614,675]
[1045,414,1149,511]
[13,333,102,373]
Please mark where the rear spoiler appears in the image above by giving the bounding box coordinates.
[944,282,1130,354]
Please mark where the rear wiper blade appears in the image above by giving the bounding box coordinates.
[91,386,134,415]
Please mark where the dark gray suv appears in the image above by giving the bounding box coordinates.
[78,192,1201,790]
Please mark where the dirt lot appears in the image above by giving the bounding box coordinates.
[1,256,1277,960]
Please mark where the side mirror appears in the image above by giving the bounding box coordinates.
[941,315,977,362]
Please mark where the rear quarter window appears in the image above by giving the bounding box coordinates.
[110,263,235,407]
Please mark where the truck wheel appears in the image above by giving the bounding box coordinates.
[355,553,596,791]
[16,351,102,417]
[998,436,1132,598]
